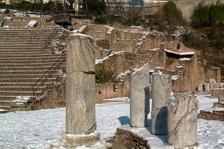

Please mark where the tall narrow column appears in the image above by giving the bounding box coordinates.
[130,63,150,127]
[66,34,96,135]
[151,73,171,135]
[55,33,108,148]
[168,92,198,148]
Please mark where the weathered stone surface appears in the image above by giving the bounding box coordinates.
[198,110,224,121]
[204,83,210,92]
[168,92,198,148]
[51,132,111,149]
[197,84,203,92]
[130,63,150,127]
[66,72,96,134]
[67,34,96,73]
[219,96,224,104]
[113,126,173,149]
[151,73,171,135]
[66,34,96,135]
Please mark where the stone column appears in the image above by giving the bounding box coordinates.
[204,83,210,92]
[55,34,109,148]
[168,92,198,148]
[197,84,203,92]
[151,74,171,135]
[66,34,96,135]
[130,63,150,127]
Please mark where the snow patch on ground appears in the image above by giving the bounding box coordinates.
[0,94,223,149]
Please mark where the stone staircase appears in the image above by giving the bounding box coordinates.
[0,28,66,113]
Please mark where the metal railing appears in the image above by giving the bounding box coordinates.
[32,51,66,98]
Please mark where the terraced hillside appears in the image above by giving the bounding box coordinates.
[0,28,66,113]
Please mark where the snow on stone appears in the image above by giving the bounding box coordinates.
[106,26,114,34]
[95,51,124,65]
[0,94,223,149]
[171,75,179,81]
[115,70,131,81]
[149,48,160,51]
[25,20,37,28]
[78,25,86,33]
[165,49,195,56]
[179,57,191,61]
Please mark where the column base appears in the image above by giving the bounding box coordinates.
[51,132,111,149]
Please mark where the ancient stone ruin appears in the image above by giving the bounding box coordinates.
[130,63,150,128]
[53,34,109,148]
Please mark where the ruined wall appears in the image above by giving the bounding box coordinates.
[96,77,130,101]
[197,64,222,84]
[7,19,55,28]
[172,55,198,92]
[113,128,149,149]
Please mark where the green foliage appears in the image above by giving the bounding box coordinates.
[181,32,209,50]
[4,8,9,14]
[157,1,184,30]
[16,1,33,11]
[192,2,224,28]
[208,31,224,50]
[0,3,10,9]
[96,66,112,84]
[82,0,106,16]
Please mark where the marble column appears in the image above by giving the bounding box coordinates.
[151,74,171,135]
[55,34,110,148]
[168,92,198,148]
[66,34,96,135]
[130,63,150,127]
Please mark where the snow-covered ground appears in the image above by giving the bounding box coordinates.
[0,94,223,149]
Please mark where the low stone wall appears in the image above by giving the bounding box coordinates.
[211,89,224,98]
[112,128,149,149]
[198,110,224,121]
[96,79,130,101]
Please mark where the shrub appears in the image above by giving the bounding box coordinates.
[96,66,112,84]
[192,2,224,28]
[157,1,184,30]
[82,0,106,16]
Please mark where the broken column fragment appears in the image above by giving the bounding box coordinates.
[130,63,150,127]
[151,73,171,135]
[168,92,198,148]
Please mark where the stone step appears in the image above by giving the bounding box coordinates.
[0,70,55,74]
[0,105,11,110]
[0,77,57,82]
[0,65,65,70]
[0,55,63,60]
[0,49,48,52]
[0,54,62,57]
[0,96,18,100]
[0,51,47,54]
[0,100,28,107]
[0,73,58,78]
[0,62,62,67]
[0,46,44,50]
[0,82,52,86]
[0,91,41,96]
[0,108,9,113]
[0,59,60,63]
[0,45,45,48]
[0,86,45,91]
